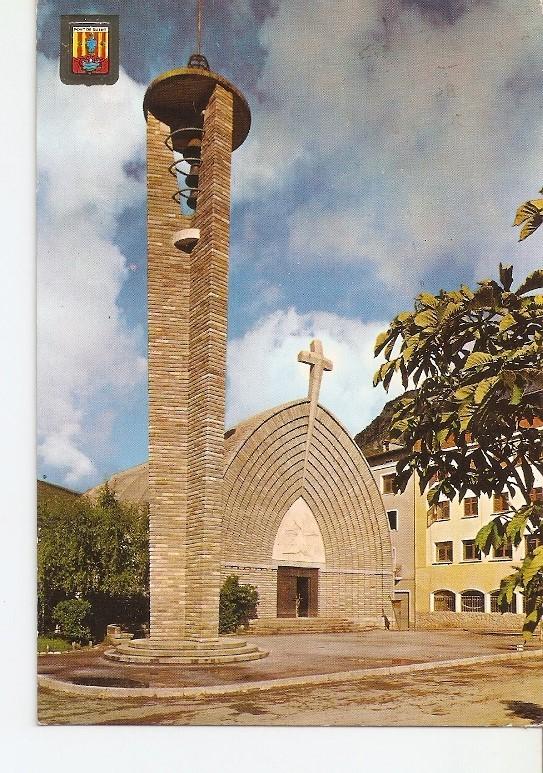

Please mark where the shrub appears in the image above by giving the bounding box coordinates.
[52,598,92,643]
[219,575,258,634]
[37,636,72,653]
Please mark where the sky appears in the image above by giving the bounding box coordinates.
[36,0,543,491]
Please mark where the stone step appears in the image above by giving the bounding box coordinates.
[126,637,250,652]
[105,647,268,666]
[113,642,261,658]
[245,617,366,635]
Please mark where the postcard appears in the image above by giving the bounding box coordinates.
[35,0,543,738]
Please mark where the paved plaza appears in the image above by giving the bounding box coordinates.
[38,630,542,725]
[39,656,542,727]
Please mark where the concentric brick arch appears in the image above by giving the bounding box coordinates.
[221,400,394,621]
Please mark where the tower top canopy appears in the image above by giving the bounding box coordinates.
[143,66,251,151]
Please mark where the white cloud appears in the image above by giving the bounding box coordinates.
[37,55,147,485]
[39,427,96,485]
[226,307,401,435]
[234,0,543,287]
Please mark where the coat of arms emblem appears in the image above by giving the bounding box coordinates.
[71,26,109,75]
[60,15,118,85]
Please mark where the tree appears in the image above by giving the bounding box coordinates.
[37,484,149,639]
[374,265,543,638]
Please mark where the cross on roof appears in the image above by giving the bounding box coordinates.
[298,339,333,406]
[297,339,333,489]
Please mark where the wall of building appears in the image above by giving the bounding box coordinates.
[221,563,391,622]
[414,470,542,627]
[415,611,526,632]
[221,401,395,624]
[366,448,542,631]
[368,452,416,628]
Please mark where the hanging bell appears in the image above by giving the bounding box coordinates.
[187,190,198,211]
[169,126,202,154]
[172,227,200,253]
[182,136,202,163]
[185,164,200,189]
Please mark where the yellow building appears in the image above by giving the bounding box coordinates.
[359,404,542,631]
[414,481,542,629]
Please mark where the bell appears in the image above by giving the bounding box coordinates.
[187,191,198,211]
[172,227,200,253]
[182,137,201,163]
[185,164,200,189]
[170,127,202,154]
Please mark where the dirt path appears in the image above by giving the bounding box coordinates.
[38,658,543,726]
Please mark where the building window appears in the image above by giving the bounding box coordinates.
[463,496,478,517]
[434,590,456,611]
[427,500,450,526]
[435,541,453,563]
[525,534,543,555]
[493,540,513,560]
[493,492,509,513]
[490,590,517,613]
[382,473,396,495]
[461,590,484,612]
[387,510,398,531]
[529,487,543,504]
[462,540,481,561]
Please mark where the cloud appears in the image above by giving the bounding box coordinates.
[37,54,147,485]
[226,308,400,434]
[233,0,543,290]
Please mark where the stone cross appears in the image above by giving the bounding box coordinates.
[298,339,333,487]
[298,339,333,405]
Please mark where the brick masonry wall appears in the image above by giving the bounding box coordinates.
[221,566,277,619]
[415,611,537,633]
[147,113,193,641]
[219,566,391,622]
[319,571,389,621]
[221,401,395,623]
[186,85,233,640]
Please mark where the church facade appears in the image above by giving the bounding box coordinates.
[222,399,394,624]
[90,349,395,628]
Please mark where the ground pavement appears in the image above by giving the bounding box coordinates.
[38,629,543,725]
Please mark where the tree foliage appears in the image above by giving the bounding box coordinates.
[514,188,543,241]
[374,265,543,638]
[219,575,258,634]
[37,484,149,639]
[52,599,92,643]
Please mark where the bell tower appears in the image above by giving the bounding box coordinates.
[107,46,266,663]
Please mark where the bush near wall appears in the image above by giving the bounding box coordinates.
[52,599,92,643]
[219,575,259,633]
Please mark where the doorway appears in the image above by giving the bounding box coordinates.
[276,566,318,617]
[296,576,309,617]
[392,591,410,630]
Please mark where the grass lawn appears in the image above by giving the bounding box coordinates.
[38,636,72,653]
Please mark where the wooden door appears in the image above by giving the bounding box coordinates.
[277,567,318,617]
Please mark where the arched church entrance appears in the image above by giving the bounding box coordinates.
[221,397,394,626]
[272,497,324,618]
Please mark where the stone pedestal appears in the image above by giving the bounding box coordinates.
[106,637,267,665]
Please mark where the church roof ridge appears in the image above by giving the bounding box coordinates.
[83,399,371,504]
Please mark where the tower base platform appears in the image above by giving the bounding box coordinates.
[104,637,268,665]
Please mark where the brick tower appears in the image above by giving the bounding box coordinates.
[107,55,266,664]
